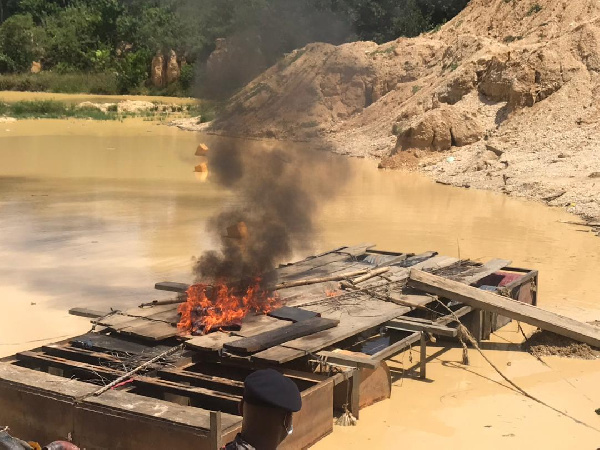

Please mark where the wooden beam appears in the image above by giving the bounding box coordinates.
[409,269,600,348]
[210,411,223,450]
[385,319,458,337]
[419,332,427,380]
[224,318,339,355]
[157,368,244,396]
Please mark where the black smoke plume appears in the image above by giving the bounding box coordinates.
[194,144,348,286]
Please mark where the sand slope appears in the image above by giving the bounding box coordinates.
[206,0,600,223]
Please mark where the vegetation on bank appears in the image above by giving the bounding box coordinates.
[0,99,217,121]
[0,0,469,97]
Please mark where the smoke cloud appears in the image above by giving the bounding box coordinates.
[194,143,349,286]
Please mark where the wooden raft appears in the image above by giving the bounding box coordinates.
[92,245,520,364]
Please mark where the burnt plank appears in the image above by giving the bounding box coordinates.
[268,306,320,322]
[155,282,190,293]
[224,318,340,355]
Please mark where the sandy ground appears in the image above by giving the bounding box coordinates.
[1,119,599,448]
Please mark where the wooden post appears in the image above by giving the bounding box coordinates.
[350,368,361,420]
[210,411,222,450]
[472,309,483,342]
[419,332,427,380]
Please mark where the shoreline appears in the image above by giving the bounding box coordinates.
[170,116,600,236]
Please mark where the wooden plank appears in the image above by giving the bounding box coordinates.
[316,351,379,369]
[408,270,600,348]
[119,321,180,341]
[155,282,190,293]
[69,308,109,319]
[186,332,238,352]
[233,314,289,338]
[385,319,458,337]
[371,332,421,361]
[224,318,340,355]
[420,332,427,379]
[268,306,319,322]
[457,258,512,285]
[157,368,244,396]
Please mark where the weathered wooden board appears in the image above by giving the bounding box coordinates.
[224,318,340,355]
[119,321,181,341]
[186,332,238,353]
[409,270,600,348]
[457,259,512,285]
[69,308,109,319]
[251,295,428,364]
[232,314,290,337]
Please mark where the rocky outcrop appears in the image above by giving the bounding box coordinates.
[30,62,41,74]
[151,52,165,87]
[151,50,181,87]
[396,105,484,152]
[166,50,181,85]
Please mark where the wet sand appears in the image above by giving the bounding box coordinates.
[1,118,599,447]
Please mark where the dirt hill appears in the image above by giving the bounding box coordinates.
[203,0,600,224]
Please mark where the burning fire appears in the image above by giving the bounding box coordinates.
[325,289,339,298]
[177,279,280,335]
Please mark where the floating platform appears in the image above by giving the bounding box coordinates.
[0,245,538,449]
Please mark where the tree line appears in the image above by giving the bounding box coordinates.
[0,0,468,95]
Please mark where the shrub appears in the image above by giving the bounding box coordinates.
[116,50,151,94]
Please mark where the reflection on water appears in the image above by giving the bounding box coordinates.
[0,119,598,320]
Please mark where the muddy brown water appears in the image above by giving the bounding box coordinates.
[1,117,599,447]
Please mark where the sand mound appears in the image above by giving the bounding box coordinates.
[206,0,600,221]
[523,330,599,360]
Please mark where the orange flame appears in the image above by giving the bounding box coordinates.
[177,279,280,335]
[325,289,339,298]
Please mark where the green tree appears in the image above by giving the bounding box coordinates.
[0,13,42,71]
[44,5,100,70]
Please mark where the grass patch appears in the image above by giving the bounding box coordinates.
[0,99,215,121]
[527,3,542,16]
[412,85,422,94]
[0,100,115,120]
[0,72,119,95]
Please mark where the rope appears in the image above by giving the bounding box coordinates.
[432,298,600,433]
